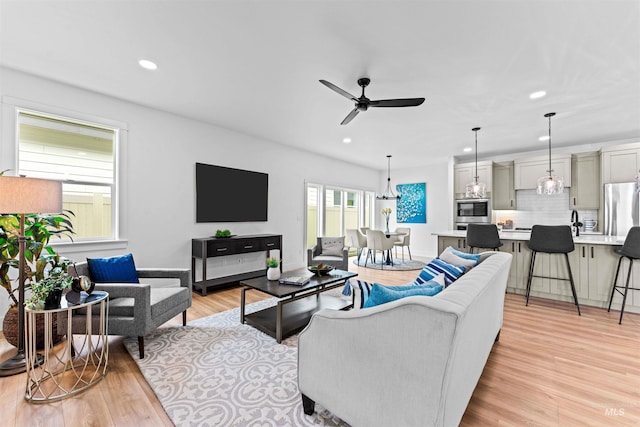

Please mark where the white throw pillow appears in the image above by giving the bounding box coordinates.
[321,237,344,257]
[439,247,478,270]
[431,273,446,287]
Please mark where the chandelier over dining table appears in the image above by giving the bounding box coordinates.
[376,155,401,200]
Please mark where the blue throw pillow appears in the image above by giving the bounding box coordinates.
[414,258,466,287]
[448,247,481,262]
[363,283,444,308]
[87,253,140,283]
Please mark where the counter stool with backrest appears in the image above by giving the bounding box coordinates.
[607,227,640,324]
[525,225,580,315]
[466,223,503,253]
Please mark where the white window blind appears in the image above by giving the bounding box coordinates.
[17,110,117,241]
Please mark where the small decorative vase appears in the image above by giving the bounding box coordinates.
[44,289,63,310]
[267,267,281,281]
[385,217,390,234]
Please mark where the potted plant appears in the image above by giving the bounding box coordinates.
[25,257,74,310]
[0,211,74,347]
[266,257,280,281]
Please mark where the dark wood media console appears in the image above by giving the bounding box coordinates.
[191,234,282,295]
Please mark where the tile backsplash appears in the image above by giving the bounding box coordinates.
[494,189,598,231]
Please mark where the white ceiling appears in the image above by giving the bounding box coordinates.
[1,0,639,171]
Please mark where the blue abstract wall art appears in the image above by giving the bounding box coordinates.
[396,183,427,223]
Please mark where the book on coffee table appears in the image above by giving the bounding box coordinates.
[278,275,311,286]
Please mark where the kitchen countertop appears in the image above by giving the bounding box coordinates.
[433,230,626,246]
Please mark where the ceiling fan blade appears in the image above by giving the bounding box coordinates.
[340,108,359,125]
[369,98,425,108]
[320,80,358,102]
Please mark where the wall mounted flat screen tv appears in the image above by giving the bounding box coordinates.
[196,163,268,222]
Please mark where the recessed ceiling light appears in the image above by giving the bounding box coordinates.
[463,147,472,152]
[77,151,87,156]
[539,135,550,141]
[138,59,158,70]
[342,137,352,144]
[530,91,546,99]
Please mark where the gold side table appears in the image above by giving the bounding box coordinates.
[24,291,109,402]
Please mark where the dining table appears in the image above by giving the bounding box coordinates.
[381,231,406,264]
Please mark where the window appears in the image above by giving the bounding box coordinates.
[305,183,374,249]
[17,110,118,241]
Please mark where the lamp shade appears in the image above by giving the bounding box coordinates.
[0,176,62,214]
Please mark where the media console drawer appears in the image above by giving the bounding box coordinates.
[191,234,282,296]
[205,239,239,256]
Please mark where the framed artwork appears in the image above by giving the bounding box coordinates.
[396,182,427,223]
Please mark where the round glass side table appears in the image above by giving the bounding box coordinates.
[24,291,109,402]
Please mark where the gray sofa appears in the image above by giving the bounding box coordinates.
[68,262,192,359]
[298,251,512,427]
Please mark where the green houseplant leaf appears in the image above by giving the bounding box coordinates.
[0,210,75,306]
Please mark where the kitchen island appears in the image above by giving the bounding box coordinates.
[434,230,639,314]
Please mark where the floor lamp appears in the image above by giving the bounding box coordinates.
[0,176,62,376]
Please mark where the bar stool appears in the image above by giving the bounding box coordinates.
[525,225,580,315]
[607,227,640,324]
[466,223,503,253]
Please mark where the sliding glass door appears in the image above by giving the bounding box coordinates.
[306,183,374,249]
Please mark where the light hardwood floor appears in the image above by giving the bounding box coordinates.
[1,262,638,426]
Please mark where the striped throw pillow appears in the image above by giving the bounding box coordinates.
[349,279,374,309]
[414,258,466,287]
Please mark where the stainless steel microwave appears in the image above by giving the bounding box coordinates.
[455,198,491,224]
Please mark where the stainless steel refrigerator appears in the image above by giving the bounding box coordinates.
[604,182,640,237]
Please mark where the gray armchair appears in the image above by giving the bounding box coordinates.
[307,236,349,271]
[68,262,192,359]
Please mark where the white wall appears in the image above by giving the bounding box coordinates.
[374,161,450,258]
[0,67,381,321]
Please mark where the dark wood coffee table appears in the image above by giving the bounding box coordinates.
[240,268,357,343]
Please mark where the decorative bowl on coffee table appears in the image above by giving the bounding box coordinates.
[308,264,334,276]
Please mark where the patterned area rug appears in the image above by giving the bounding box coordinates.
[124,299,350,427]
[352,256,426,271]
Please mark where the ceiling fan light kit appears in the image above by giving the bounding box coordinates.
[376,155,401,200]
[536,112,564,195]
[319,77,425,125]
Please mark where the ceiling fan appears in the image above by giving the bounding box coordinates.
[319,77,425,125]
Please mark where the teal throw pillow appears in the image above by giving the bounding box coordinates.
[363,282,444,308]
[87,253,140,283]
[448,247,481,262]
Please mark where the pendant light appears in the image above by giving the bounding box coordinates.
[537,112,564,195]
[465,127,486,198]
[376,155,401,200]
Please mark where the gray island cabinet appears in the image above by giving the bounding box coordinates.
[435,231,638,314]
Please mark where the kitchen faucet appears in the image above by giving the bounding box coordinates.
[571,210,580,237]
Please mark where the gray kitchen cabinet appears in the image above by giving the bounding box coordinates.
[570,151,601,209]
[453,161,493,197]
[514,154,572,190]
[502,240,522,290]
[438,236,468,253]
[437,234,639,312]
[601,144,640,184]
[492,161,516,210]
[575,244,631,305]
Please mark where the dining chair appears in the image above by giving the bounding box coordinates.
[393,227,412,261]
[366,230,395,268]
[346,229,367,263]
